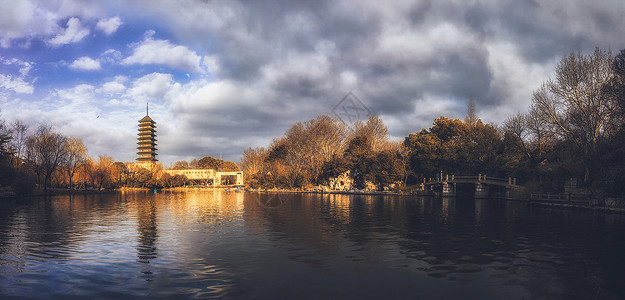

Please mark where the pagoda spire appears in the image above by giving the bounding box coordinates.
[146,102,149,116]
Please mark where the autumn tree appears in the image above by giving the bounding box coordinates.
[63,137,87,190]
[197,156,240,171]
[110,162,130,187]
[352,115,389,152]
[172,160,190,169]
[466,121,503,174]
[239,146,268,187]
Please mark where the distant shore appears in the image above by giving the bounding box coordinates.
[5,186,625,214]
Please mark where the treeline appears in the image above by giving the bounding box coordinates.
[501,48,625,195]
[241,48,625,196]
[171,156,240,172]
[0,120,244,195]
[240,114,408,190]
[0,118,240,195]
[0,121,170,194]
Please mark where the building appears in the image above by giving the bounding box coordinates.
[163,169,244,186]
[136,104,157,167]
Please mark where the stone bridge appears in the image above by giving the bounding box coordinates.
[411,174,525,198]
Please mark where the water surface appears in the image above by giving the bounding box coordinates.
[1,191,624,299]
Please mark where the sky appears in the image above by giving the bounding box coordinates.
[1,0,624,166]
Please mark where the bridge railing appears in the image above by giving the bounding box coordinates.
[421,174,519,186]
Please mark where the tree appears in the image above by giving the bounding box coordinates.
[343,135,374,188]
[197,156,240,171]
[352,115,389,152]
[465,96,478,126]
[608,49,625,115]
[134,167,153,188]
[25,125,68,191]
[0,117,14,187]
[9,120,28,172]
[466,121,503,174]
[63,137,87,190]
[524,105,554,157]
[532,48,616,182]
[503,113,531,159]
[239,147,268,187]
[173,160,190,169]
[111,162,130,187]
[0,117,10,159]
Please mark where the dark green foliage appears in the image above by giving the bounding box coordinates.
[11,174,35,196]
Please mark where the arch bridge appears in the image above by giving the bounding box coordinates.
[413,174,525,198]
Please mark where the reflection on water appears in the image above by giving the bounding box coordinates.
[1,191,625,299]
[136,195,158,264]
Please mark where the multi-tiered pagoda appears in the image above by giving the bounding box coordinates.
[137,104,157,165]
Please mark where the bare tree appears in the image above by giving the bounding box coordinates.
[9,120,28,172]
[25,125,68,190]
[64,137,87,190]
[525,105,554,157]
[532,48,616,181]
[465,96,478,126]
[239,147,267,177]
[503,113,531,159]
[0,118,10,158]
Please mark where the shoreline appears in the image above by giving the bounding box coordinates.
[4,186,625,214]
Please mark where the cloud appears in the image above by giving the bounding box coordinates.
[0,0,53,47]
[3,0,625,164]
[125,72,174,102]
[0,74,34,94]
[122,36,204,73]
[49,17,89,46]
[69,56,101,71]
[96,16,122,35]
[1,57,34,77]
[98,80,126,95]
[56,83,95,104]
[202,55,221,75]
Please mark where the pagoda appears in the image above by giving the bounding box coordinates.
[136,103,158,165]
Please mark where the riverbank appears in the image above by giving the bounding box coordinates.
[0,188,117,199]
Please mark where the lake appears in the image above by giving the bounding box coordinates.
[1,191,624,299]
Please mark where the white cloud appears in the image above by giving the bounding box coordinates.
[98,81,126,94]
[0,74,34,94]
[1,57,33,77]
[126,72,174,102]
[49,17,89,46]
[100,49,122,63]
[123,37,204,73]
[202,55,221,74]
[69,56,101,71]
[0,0,54,47]
[96,16,122,35]
[56,84,95,104]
